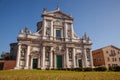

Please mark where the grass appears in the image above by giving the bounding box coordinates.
[0,70,120,80]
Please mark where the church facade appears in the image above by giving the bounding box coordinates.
[13,8,93,70]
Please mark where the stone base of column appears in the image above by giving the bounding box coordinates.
[41,67,45,70]
[24,66,29,69]
[14,66,20,70]
[50,37,53,40]
[91,65,94,68]
[49,67,53,69]
[66,66,70,69]
[38,66,41,69]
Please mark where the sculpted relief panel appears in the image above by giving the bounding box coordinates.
[20,45,27,68]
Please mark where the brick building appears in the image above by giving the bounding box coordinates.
[92,45,120,68]
[0,60,16,70]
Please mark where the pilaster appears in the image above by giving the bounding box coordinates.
[73,48,76,68]
[90,50,94,68]
[50,21,53,40]
[83,49,88,68]
[24,45,31,69]
[30,57,33,69]
[14,43,21,69]
[71,23,74,41]
[50,47,53,69]
[66,48,69,68]
[38,55,41,68]
[41,46,45,69]
[64,23,68,41]
[54,53,56,69]
[42,19,46,39]
[54,28,56,40]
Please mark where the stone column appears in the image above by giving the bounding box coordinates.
[42,19,46,39]
[64,23,68,41]
[54,53,56,69]
[90,50,94,68]
[71,23,74,41]
[61,29,63,41]
[54,29,56,40]
[41,47,45,69]
[73,48,76,68]
[24,45,31,69]
[66,48,69,68]
[50,21,53,40]
[38,55,41,69]
[50,47,53,69]
[76,55,78,67]
[30,57,33,69]
[63,53,66,68]
[14,43,21,69]
[84,49,88,68]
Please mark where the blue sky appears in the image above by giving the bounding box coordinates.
[0,0,120,52]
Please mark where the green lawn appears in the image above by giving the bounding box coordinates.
[0,70,120,80]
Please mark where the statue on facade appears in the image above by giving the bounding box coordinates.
[68,48,72,60]
[46,27,50,36]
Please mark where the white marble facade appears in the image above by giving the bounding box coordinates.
[14,8,93,70]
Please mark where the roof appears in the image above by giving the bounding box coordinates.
[41,8,73,20]
[93,45,120,52]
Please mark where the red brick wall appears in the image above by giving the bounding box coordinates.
[92,50,105,67]
[3,60,16,70]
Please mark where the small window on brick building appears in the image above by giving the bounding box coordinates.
[114,58,117,61]
[113,50,116,55]
[107,57,110,61]
[106,51,108,53]
[118,51,120,54]
[112,58,114,62]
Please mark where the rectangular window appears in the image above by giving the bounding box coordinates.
[107,57,110,62]
[115,58,117,61]
[118,51,120,54]
[106,51,108,53]
[56,30,61,38]
[112,58,114,62]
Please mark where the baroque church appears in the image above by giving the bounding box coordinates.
[11,8,93,70]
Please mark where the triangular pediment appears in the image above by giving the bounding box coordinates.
[42,10,73,20]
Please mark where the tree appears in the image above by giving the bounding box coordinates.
[1,52,11,60]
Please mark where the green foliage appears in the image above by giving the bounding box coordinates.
[114,66,120,71]
[109,66,115,71]
[109,66,120,71]
[1,52,11,60]
[74,68,83,71]
[83,67,93,71]
[94,66,107,71]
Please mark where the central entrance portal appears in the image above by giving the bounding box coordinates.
[32,59,38,69]
[78,59,82,68]
[56,55,62,69]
